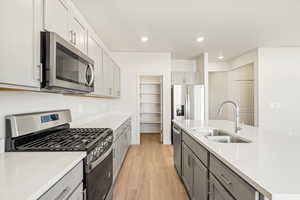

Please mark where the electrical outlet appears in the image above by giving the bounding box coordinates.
[270,102,281,110]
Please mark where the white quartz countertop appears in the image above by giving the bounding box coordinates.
[0,152,86,200]
[72,112,131,131]
[173,120,300,200]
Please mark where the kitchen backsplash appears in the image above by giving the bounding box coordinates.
[0,91,114,153]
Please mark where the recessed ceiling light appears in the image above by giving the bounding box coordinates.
[218,55,224,60]
[196,37,205,43]
[140,36,149,42]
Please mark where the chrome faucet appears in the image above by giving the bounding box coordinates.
[217,100,242,133]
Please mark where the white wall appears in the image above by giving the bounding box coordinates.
[0,91,112,153]
[258,48,300,133]
[111,52,172,144]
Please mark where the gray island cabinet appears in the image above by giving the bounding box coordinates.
[173,125,263,200]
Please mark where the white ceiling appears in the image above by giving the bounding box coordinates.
[72,0,300,61]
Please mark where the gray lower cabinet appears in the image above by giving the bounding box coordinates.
[193,156,208,200]
[209,175,235,200]
[176,125,261,200]
[173,125,182,176]
[182,143,194,196]
[182,143,208,200]
[210,155,256,200]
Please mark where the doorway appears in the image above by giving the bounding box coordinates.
[138,75,163,143]
[208,63,255,126]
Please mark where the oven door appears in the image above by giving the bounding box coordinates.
[86,150,113,200]
[41,32,95,93]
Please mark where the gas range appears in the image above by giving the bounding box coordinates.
[5,109,113,200]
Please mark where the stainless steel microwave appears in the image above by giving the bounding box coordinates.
[41,32,94,94]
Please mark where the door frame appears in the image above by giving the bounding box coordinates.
[137,73,164,144]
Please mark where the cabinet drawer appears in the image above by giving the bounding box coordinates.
[209,174,235,200]
[39,161,83,200]
[210,155,256,200]
[182,131,208,167]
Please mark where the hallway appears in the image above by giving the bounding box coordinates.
[113,134,189,200]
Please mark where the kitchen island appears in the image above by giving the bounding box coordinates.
[173,120,300,200]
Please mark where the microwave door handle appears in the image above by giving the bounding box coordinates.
[86,65,94,86]
[90,65,95,86]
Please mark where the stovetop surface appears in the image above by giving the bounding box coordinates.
[15,128,111,151]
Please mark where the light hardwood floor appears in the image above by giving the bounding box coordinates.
[113,134,189,200]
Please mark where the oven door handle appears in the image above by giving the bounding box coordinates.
[88,147,113,171]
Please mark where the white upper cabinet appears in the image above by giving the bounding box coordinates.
[44,0,87,53]
[0,0,121,97]
[88,34,104,96]
[0,0,40,88]
[44,0,69,40]
[70,14,87,53]
[103,52,114,97]
[172,71,203,85]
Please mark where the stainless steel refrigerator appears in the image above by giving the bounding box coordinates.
[171,84,205,121]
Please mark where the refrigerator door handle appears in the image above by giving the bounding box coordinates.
[186,88,190,120]
[185,94,188,120]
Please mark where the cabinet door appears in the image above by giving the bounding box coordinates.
[113,139,121,181]
[172,72,185,84]
[68,183,83,200]
[209,175,235,200]
[127,123,131,146]
[184,72,195,84]
[103,52,114,96]
[173,126,182,175]
[88,35,104,96]
[0,0,40,88]
[192,156,208,200]
[193,72,203,84]
[121,132,126,161]
[70,15,87,53]
[182,143,194,197]
[44,0,69,41]
[113,64,121,97]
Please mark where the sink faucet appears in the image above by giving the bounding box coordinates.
[217,100,242,133]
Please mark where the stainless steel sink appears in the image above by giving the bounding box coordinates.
[190,128,251,143]
[207,129,231,137]
[190,128,229,136]
[205,129,251,143]
[206,136,251,143]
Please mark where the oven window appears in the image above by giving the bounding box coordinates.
[56,43,88,85]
